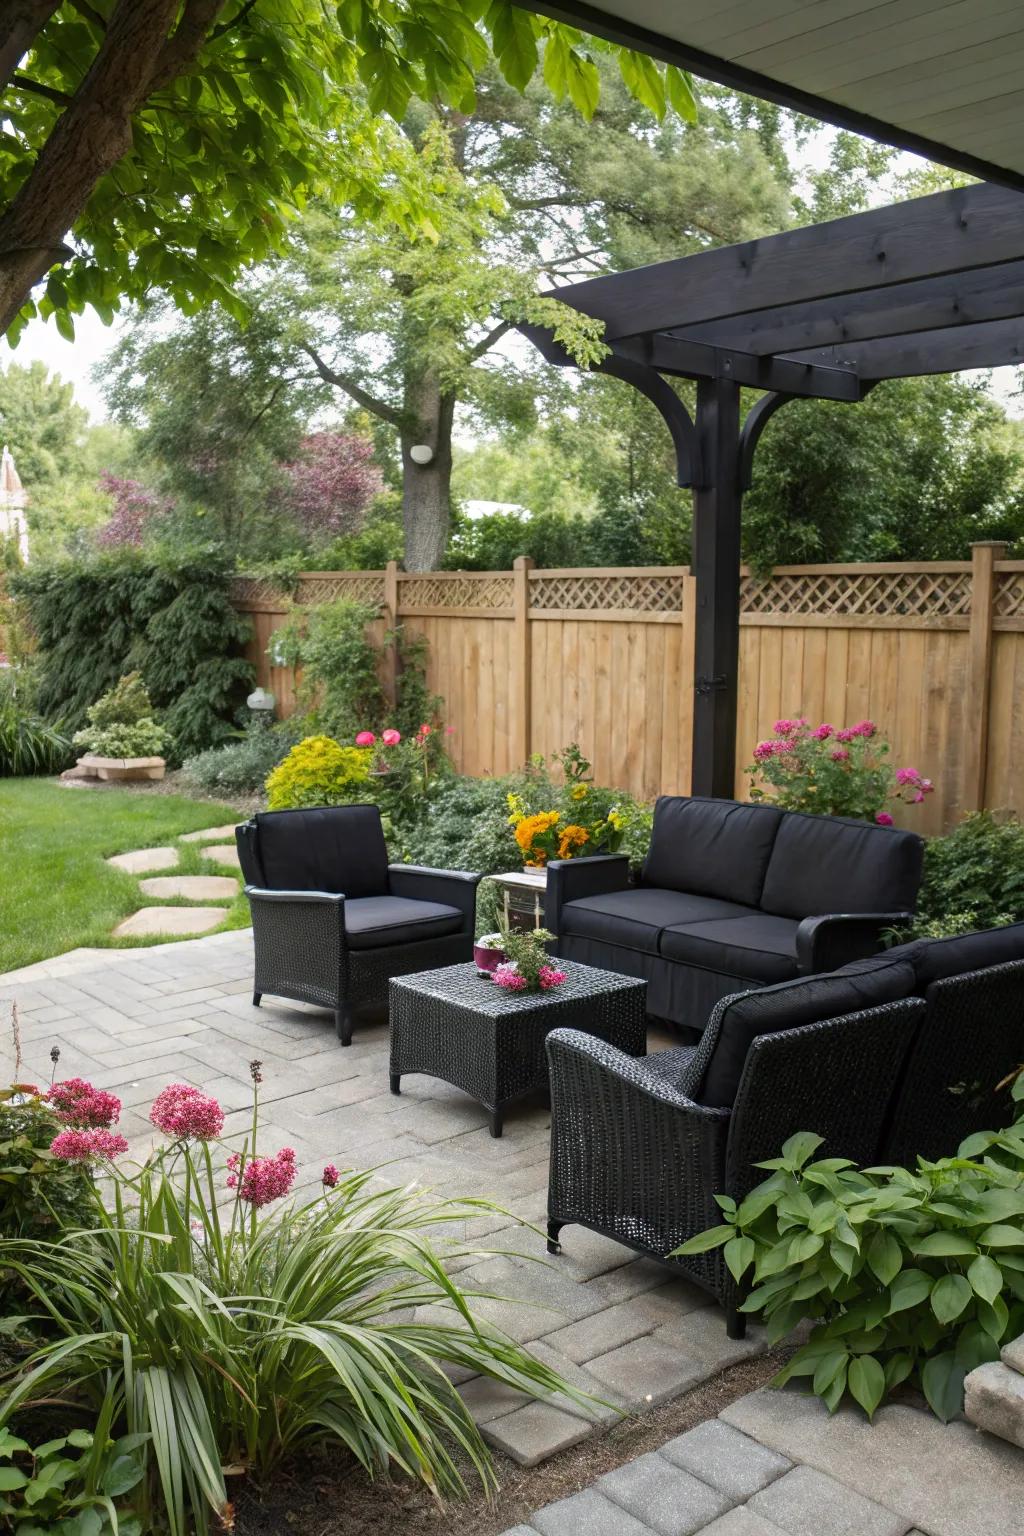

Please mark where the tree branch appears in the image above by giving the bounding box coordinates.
[0,0,61,94]
[464,319,511,364]
[210,0,259,41]
[11,72,71,105]
[299,343,403,428]
[149,0,227,93]
[68,0,107,28]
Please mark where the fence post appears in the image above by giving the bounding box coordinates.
[964,540,1007,812]
[383,560,399,708]
[513,555,534,766]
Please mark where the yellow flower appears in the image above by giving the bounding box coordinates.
[607,810,623,831]
[557,823,590,860]
[570,784,589,801]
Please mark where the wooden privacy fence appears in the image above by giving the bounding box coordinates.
[232,542,1024,836]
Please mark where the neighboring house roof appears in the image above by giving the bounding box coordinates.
[520,1,1024,191]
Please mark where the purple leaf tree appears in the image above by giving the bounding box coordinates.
[282,433,383,542]
[96,472,173,547]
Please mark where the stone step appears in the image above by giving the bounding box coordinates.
[964,1351,1024,1452]
[200,844,241,870]
[179,823,241,843]
[112,907,229,938]
[138,876,238,902]
[106,847,179,874]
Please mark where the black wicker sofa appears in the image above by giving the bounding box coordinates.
[545,920,1024,1335]
[547,794,924,1030]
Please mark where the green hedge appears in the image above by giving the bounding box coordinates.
[13,549,254,760]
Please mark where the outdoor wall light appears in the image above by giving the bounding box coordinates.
[246,686,276,715]
[409,444,434,464]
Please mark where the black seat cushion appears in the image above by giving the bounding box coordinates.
[660,914,801,984]
[255,805,389,898]
[561,888,752,956]
[695,954,918,1109]
[641,796,784,908]
[760,812,923,920]
[343,895,463,949]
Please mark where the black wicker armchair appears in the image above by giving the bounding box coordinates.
[236,805,481,1045]
[545,957,927,1337]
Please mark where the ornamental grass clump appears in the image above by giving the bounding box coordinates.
[0,1061,589,1536]
[747,717,933,824]
[676,1074,1024,1425]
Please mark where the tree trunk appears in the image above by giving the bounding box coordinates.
[400,371,455,572]
[1,0,61,93]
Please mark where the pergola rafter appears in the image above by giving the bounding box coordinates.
[520,182,1024,798]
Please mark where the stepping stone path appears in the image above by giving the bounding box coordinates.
[200,843,241,870]
[139,876,238,901]
[106,847,179,874]
[179,824,240,843]
[113,907,228,938]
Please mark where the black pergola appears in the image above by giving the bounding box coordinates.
[521,179,1024,798]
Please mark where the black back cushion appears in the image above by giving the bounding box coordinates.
[253,805,389,898]
[759,812,923,920]
[900,921,1024,988]
[641,796,783,908]
[697,954,917,1109]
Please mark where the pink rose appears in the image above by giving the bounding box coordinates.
[773,719,798,736]
[381,728,401,746]
[875,811,895,826]
[853,720,877,738]
[355,731,376,747]
[811,724,834,740]
[753,741,774,761]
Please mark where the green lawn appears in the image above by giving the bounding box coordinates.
[0,779,251,975]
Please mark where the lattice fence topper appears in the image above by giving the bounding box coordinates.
[399,574,515,609]
[230,574,386,608]
[739,569,974,618]
[994,572,1024,619]
[529,571,686,612]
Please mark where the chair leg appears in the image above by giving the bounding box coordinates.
[488,1107,503,1138]
[390,1073,401,1095]
[252,991,262,1008]
[335,1005,354,1046]
[725,1306,747,1341]
[547,1219,563,1256]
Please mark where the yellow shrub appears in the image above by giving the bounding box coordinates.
[265,735,371,811]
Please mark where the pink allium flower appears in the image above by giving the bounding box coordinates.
[830,748,850,762]
[51,1127,128,1162]
[875,811,895,826]
[753,741,775,761]
[538,965,567,990]
[150,1083,225,1141]
[493,962,528,992]
[381,728,401,746]
[355,730,376,747]
[236,1147,296,1208]
[48,1078,122,1129]
[811,724,834,740]
[322,1163,340,1188]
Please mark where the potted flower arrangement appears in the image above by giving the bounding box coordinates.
[473,931,506,976]
[68,672,170,783]
[490,928,567,994]
[507,798,625,870]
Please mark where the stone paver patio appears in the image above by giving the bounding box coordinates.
[3,928,1022,1532]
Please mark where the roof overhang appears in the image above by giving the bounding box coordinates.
[516,0,1024,192]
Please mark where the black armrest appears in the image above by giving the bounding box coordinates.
[796,911,912,974]
[242,885,344,906]
[388,864,481,929]
[545,854,631,935]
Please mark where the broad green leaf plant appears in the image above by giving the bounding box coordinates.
[2,1,696,342]
[675,1075,1024,1423]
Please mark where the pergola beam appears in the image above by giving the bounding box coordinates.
[549,183,1024,340]
[671,259,1024,359]
[611,334,861,401]
[786,316,1024,380]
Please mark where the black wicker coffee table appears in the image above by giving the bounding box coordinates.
[389,959,647,1136]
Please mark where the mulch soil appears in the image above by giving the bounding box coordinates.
[233,1348,793,1536]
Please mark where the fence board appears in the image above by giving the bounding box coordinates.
[231,553,1024,832]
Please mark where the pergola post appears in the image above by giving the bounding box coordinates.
[690,376,742,798]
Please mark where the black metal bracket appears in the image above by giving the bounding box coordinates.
[695,674,728,695]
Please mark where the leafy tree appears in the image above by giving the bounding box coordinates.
[0,2,694,340]
[95,472,173,547]
[281,432,384,546]
[273,69,789,567]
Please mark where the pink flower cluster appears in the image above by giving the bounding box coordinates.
[894,766,934,804]
[150,1083,225,1141]
[493,961,528,991]
[322,1163,340,1188]
[51,1128,129,1163]
[48,1078,122,1129]
[538,965,567,990]
[355,728,402,747]
[227,1147,296,1207]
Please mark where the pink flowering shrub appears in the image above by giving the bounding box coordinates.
[150,1082,225,1141]
[48,1077,122,1129]
[747,718,934,824]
